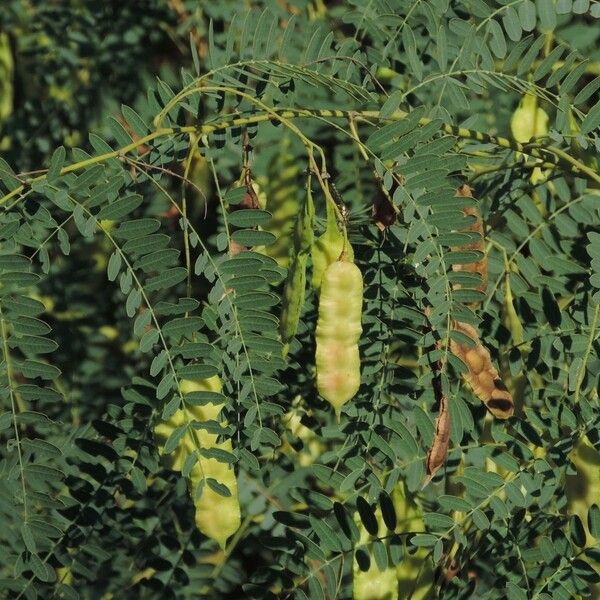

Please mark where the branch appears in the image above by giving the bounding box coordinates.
[2,104,599,209]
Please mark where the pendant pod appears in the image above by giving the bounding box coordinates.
[424,394,450,486]
[279,178,315,347]
[0,33,13,123]
[450,322,514,419]
[566,437,600,553]
[311,197,354,290]
[282,400,321,466]
[451,185,487,301]
[188,441,240,550]
[446,186,513,418]
[280,253,308,346]
[503,274,524,347]
[315,257,363,418]
[393,482,435,599]
[510,93,549,185]
[510,93,549,144]
[154,377,241,549]
[181,377,241,549]
[258,136,301,268]
[353,508,398,600]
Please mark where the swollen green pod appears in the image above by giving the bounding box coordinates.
[567,437,600,554]
[393,482,434,600]
[315,258,362,417]
[510,93,549,186]
[153,377,241,549]
[189,437,241,550]
[181,378,241,549]
[510,93,548,143]
[279,180,314,347]
[353,507,398,600]
[566,437,600,599]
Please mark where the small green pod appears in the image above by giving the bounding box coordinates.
[315,259,363,418]
[280,253,307,345]
[279,182,314,347]
[510,93,550,186]
[153,409,190,472]
[259,136,301,268]
[180,377,241,549]
[510,93,548,144]
[312,199,353,290]
[0,33,14,123]
[567,437,600,534]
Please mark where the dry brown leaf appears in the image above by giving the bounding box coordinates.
[372,191,397,231]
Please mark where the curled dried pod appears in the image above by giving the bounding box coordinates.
[228,173,266,256]
[424,394,450,486]
[450,321,514,419]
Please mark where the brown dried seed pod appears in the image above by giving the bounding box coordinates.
[424,394,450,487]
[450,321,514,419]
[452,185,488,299]
[465,349,484,374]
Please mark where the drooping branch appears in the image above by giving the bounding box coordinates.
[2,97,599,209]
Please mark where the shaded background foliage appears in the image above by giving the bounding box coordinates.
[0,1,599,599]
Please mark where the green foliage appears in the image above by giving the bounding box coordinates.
[1,1,600,598]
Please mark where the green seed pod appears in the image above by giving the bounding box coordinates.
[189,437,241,550]
[510,93,549,187]
[279,180,315,347]
[258,136,301,268]
[153,377,241,549]
[312,199,354,290]
[180,377,241,549]
[280,253,308,346]
[353,507,398,600]
[354,562,397,600]
[567,437,600,537]
[393,482,434,600]
[0,33,13,124]
[510,93,548,143]
[315,258,362,418]
[281,397,322,466]
[153,408,190,472]
[565,437,600,599]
